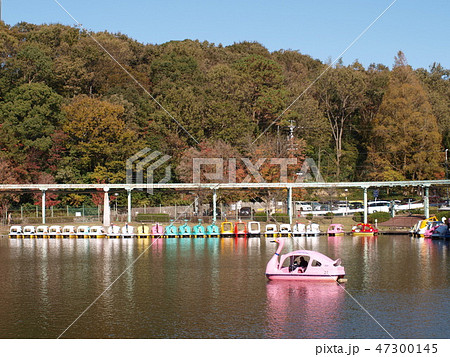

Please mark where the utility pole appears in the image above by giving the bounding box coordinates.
[287,120,297,153]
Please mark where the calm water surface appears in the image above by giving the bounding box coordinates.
[0,235,449,339]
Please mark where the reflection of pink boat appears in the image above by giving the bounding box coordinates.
[266,281,345,338]
[265,238,346,282]
[151,223,164,236]
[327,224,345,236]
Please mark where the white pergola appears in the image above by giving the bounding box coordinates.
[1,180,449,224]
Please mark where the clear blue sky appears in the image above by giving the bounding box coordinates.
[2,0,449,69]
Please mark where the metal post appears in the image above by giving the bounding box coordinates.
[344,188,348,216]
[41,189,46,224]
[363,187,368,224]
[287,187,293,225]
[446,149,449,205]
[103,187,110,226]
[424,186,430,219]
[127,189,132,223]
[212,189,217,222]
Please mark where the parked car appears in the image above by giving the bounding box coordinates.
[295,201,312,211]
[395,199,424,211]
[438,200,450,211]
[401,197,418,204]
[368,201,391,213]
[239,207,253,217]
[349,202,363,209]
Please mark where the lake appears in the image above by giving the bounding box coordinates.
[0,235,449,339]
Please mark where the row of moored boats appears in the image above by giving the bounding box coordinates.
[8,221,380,239]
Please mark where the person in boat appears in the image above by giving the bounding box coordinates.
[290,258,298,272]
[298,257,308,272]
[291,256,308,273]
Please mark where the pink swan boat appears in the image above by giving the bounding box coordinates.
[327,223,345,236]
[265,238,346,282]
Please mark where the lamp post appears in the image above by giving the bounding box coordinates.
[114,193,119,218]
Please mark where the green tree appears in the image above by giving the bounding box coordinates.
[316,63,366,179]
[8,42,54,84]
[0,22,20,96]
[234,55,286,130]
[0,83,64,181]
[203,64,256,146]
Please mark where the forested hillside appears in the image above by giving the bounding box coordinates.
[1,22,449,193]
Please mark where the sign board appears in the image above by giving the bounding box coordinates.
[373,189,379,199]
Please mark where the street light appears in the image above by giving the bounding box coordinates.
[114,193,119,217]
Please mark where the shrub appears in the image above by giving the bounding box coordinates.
[352,212,363,222]
[271,213,290,223]
[409,209,424,215]
[254,211,268,222]
[135,213,170,222]
[324,212,334,220]
[436,211,449,222]
[368,212,391,224]
[23,217,75,224]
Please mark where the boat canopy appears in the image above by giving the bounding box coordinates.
[278,250,340,268]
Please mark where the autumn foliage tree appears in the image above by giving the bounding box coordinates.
[176,139,248,205]
[366,52,443,180]
[61,95,143,183]
[176,140,246,184]
[32,172,61,207]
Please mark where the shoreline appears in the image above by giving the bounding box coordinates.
[0,215,414,236]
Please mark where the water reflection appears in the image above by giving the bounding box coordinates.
[265,281,345,338]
